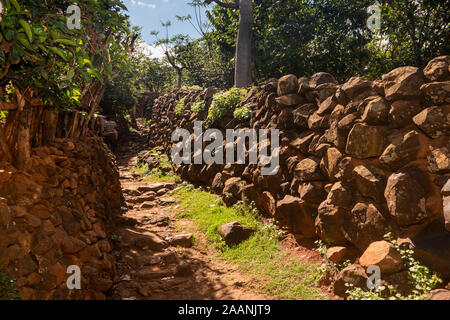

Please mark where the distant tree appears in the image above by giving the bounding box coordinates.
[151,22,190,88]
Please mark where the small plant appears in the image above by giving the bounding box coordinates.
[232,198,259,219]
[233,104,252,121]
[0,265,20,300]
[384,233,442,299]
[314,240,329,256]
[175,97,186,115]
[0,111,8,123]
[204,88,247,128]
[346,233,443,300]
[191,97,206,113]
[314,239,349,275]
[110,234,122,243]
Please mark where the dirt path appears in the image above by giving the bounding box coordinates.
[108,120,267,300]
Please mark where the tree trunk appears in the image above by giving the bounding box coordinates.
[234,0,253,88]
[43,110,58,145]
[16,106,32,169]
[0,124,13,163]
[176,68,183,89]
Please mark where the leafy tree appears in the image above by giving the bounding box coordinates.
[203,0,449,84]
[0,0,135,167]
[369,0,450,74]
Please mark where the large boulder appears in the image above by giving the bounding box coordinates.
[333,264,368,297]
[384,169,427,226]
[258,191,276,216]
[310,72,338,88]
[293,104,317,129]
[420,81,450,105]
[315,201,347,245]
[359,240,404,274]
[298,182,327,205]
[346,123,386,159]
[276,94,303,107]
[290,132,315,153]
[322,147,343,180]
[342,202,393,251]
[294,158,325,182]
[326,181,352,209]
[277,108,295,129]
[326,246,348,264]
[423,56,450,82]
[361,97,388,125]
[427,145,450,174]
[275,195,316,237]
[341,77,372,99]
[315,83,338,103]
[382,66,425,101]
[222,177,245,206]
[388,100,423,128]
[278,74,299,96]
[308,112,329,132]
[379,130,423,170]
[219,221,255,246]
[352,165,385,203]
[317,96,338,116]
[413,105,450,138]
[211,172,227,194]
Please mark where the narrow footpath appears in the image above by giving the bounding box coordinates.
[108,119,267,300]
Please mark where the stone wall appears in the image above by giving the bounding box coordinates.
[148,56,450,291]
[0,134,124,299]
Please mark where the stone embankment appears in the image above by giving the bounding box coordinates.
[146,56,450,296]
[0,130,123,299]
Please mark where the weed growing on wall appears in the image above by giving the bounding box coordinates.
[175,97,186,115]
[233,103,252,120]
[345,233,443,300]
[191,97,206,113]
[204,88,247,128]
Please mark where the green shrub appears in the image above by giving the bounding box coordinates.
[204,88,247,128]
[233,104,252,120]
[174,97,186,115]
[191,98,206,113]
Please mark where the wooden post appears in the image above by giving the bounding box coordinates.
[43,109,58,145]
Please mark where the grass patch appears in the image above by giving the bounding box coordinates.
[172,184,327,300]
[134,149,181,183]
[0,265,20,300]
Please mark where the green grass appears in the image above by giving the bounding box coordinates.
[172,185,327,300]
[133,149,181,183]
[0,265,20,300]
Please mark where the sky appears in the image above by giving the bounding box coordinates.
[122,0,211,58]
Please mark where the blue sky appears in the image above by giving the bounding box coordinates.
[123,0,211,57]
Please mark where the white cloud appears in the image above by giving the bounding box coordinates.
[131,0,157,9]
[136,41,166,59]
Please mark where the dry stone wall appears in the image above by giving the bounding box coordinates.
[0,132,124,299]
[148,56,450,285]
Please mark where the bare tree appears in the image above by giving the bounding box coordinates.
[151,22,188,89]
[205,0,253,88]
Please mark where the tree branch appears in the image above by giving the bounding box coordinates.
[205,0,239,9]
